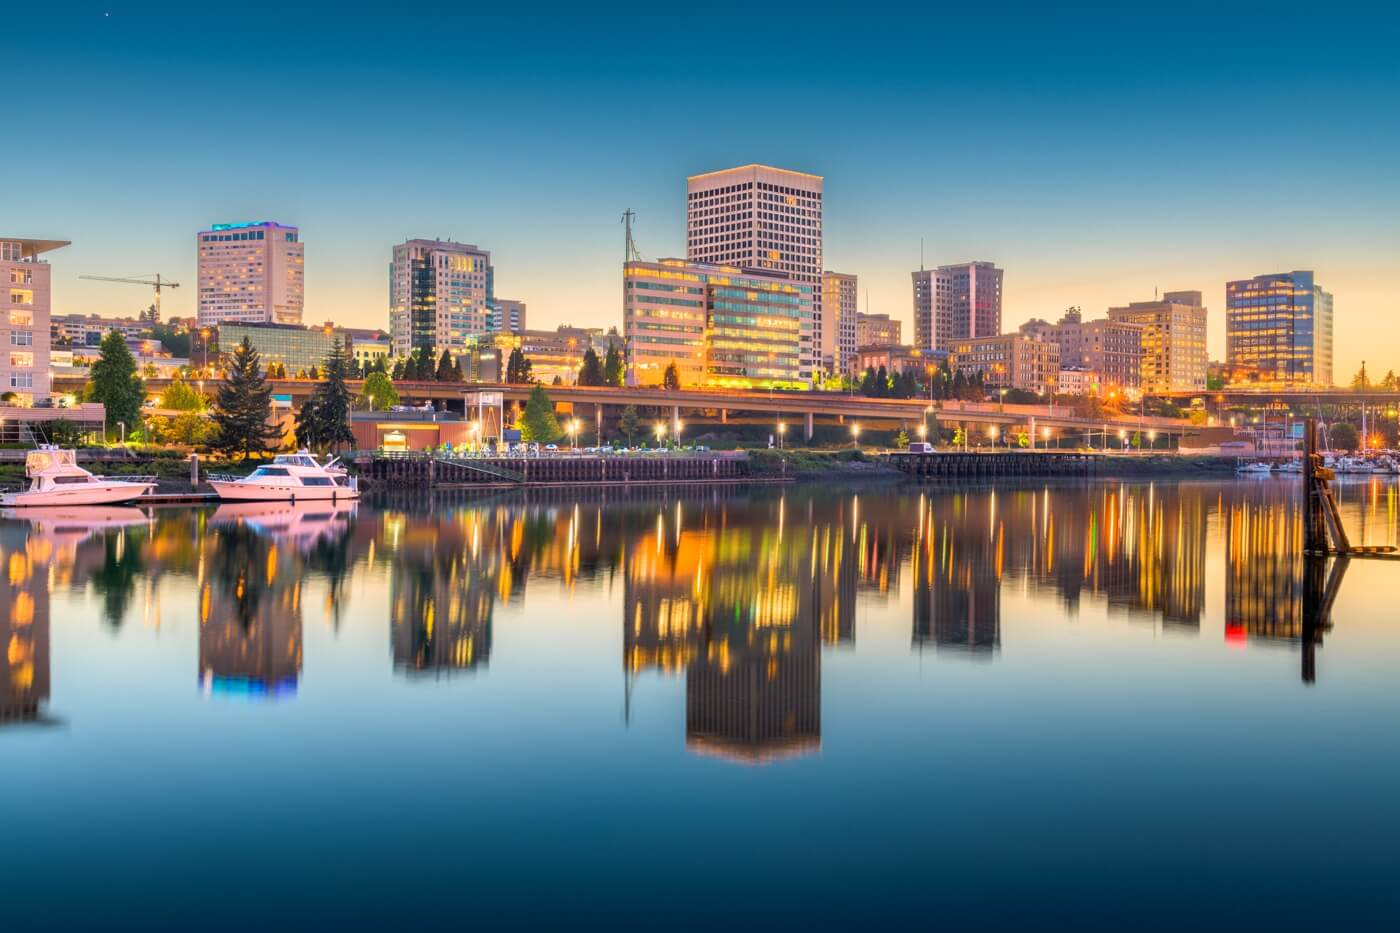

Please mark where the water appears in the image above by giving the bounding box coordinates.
[4,478,1400,929]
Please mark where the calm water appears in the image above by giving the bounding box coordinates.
[4,478,1400,929]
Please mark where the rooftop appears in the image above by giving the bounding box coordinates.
[1,237,71,259]
[687,163,823,182]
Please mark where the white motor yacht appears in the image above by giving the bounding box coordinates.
[208,451,360,502]
[0,448,155,508]
[1235,460,1274,475]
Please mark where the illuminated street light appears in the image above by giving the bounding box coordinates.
[777,421,787,450]
[916,423,928,440]
[851,422,861,449]
[654,422,666,445]
[568,418,580,451]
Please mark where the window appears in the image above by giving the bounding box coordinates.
[301,477,333,487]
[9,269,32,284]
[250,466,291,477]
[10,373,33,388]
[9,289,34,306]
[9,311,32,327]
[9,352,33,368]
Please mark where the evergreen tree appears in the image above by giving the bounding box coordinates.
[618,405,641,445]
[1352,362,1370,391]
[861,367,878,396]
[410,345,435,381]
[295,338,356,452]
[212,337,281,460]
[519,384,562,442]
[603,343,625,387]
[662,361,682,391]
[875,365,890,398]
[505,347,534,384]
[578,348,606,386]
[391,357,406,380]
[85,330,145,433]
[435,349,457,382]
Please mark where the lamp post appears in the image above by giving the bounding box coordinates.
[674,419,684,449]
[999,387,1008,412]
[1147,429,1157,453]
[917,423,928,444]
[1118,428,1127,452]
[568,418,580,452]
[851,422,861,449]
[988,425,999,448]
[777,421,787,450]
[654,422,666,448]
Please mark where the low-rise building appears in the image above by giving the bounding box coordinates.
[854,344,932,378]
[856,312,901,348]
[1056,367,1100,396]
[947,334,1060,394]
[1019,308,1142,396]
[51,313,147,347]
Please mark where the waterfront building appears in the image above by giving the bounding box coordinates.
[911,261,1003,353]
[487,297,526,334]
[2,236,66,404]
[822,271,858,378]
[1107,291,1208,393]
[196,221,303,327]
[947,333,1060,394]
[624,258,814,390]
[687,164,823,383]
[854,344,931,378]
[0,522,50,722]
[50,313,146,347]
[389,239,493,359]
[856,311,901,349]
[1018,308,1142,396]
[210,322,382,376]
[1225,270,1333,386]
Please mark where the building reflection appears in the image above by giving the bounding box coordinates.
[1,522,51,723]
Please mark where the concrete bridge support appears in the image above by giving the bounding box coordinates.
[805,411,814,441]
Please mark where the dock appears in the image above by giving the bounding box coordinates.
[886,450,1103,478]
[355,452,767,488]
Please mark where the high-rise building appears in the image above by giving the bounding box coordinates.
[2,237,66,405]
[911,261,1003,353]
[687,164,823,383]
[389,239,493,360]
[624,258,814,390]
[1107,291,1209,393]
[1225,271,1333,386]
[856,312,902,348]
[822,271,858,377]
[196,222,303,327]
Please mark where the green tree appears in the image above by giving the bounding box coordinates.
[161,374,207,411]
[1329,421,1360,451]
[603,343,625,387]
[295,338,356,452]
[952,426,966,447]
[618,404,641,444]
[578,348,606,386]
[360,371,399,411]
[519,384,562,443]
[662,361,682,391]
[391,357,406,380]
[85,330,145,434]
[149,411,215,447]
[212,337,281,460]
[44,418,86,447]
[1351,362,1371,391]
[505,347,533,384]
[894,429,910,449]
[435,349,461,383]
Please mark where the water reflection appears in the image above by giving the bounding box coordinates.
[2,477,1396,730]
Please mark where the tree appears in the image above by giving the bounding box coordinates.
[1383,370,1399,391]
[44,418,86,447]
[619,405,641,445]
[662,362,681,391]
[518,385,562,442]
[140,303,160,326]
[505,347,534,384]
[578,348,606,386]
[1329,421,1360,451]
[161,374,207,412]
[952,426,966,447]
[85,330,144,433]
[295,338,356,452]
[603,343,625,387]
[391,357,406,380]
[894,429,910,449]
[360,371,399,411]
[435,349,461,383]
[149,411,215,447]
[1352,362,1371,391]
[408,345,435,381]
[212,338,281,459]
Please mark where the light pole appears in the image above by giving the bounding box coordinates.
[988,425,999,448]
[1118,428,1127,452]
[674,419,684,448]
[851,422,861,449]
[118,421,126,447]
[654,422,666,448]
[568,418,580,452]
[1042,426,1052,450]
[917,423,928,443]
[999,388,1008,412]
[777,421,787,450]
[1147,429,1157,453]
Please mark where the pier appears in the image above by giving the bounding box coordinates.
[355,451,762,488]
[886,450,1102,478]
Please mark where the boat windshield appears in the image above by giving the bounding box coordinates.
[274,455,320,468]
[250,467,292,478]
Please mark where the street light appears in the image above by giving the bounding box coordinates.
[654,422,666,446]
[851,422,861,449]
[674,419,684,448]
[916,423,928,441]
[1147,429,1157,452]
[988,425,999,448]
[1041,425,1051,450]
[568,418,580,451]
[1118,428,1127,452]
[777,421,787,450]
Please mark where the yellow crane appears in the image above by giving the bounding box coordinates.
[78,273,181,320]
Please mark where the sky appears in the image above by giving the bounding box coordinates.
[9,1,1400,378]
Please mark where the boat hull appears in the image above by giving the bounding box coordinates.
[0,482,155,508]
[209,480,359,502]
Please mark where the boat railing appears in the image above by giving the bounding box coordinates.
[93,474,158,484]
[205,473,244,483]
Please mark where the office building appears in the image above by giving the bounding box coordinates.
[687,164,823,382]
[341,328,392,370]
[856,312,902,348]
[624,259,814,390]
[947,333,1060,394]
[854,345,930,378]
[1018,308,1142,396]
[1225,270,1333,386]
[50,313,146,347]
[822,271,858,378]
[487,297,526,334]
[389,239,493,359]
[491,326,624,386]
[2,237,66,404]
[1107,291,1208,393]
[196,221,303,327]
[912,261,1003,352]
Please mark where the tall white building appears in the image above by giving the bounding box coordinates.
[389,239,494,359]
[2,236,66,404]
[822,271,858,378]
[687,164,823,384]
[197,222,304,327]
[912,261,1003,353]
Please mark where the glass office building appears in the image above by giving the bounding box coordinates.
[1225,271,1333,386]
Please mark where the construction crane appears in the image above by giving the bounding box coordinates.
[78,273,181,321]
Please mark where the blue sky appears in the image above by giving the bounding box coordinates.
[10,2,1400,375]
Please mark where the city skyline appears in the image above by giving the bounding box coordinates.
[8,3,1399,380]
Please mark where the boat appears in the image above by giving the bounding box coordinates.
[1335,455,1383,475]
[1277,458,1303,474]
[1235,460,1274,475]
[207,451,360,502]
[0,448,155,507]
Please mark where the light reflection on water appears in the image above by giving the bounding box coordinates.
[3,477,1400,928]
